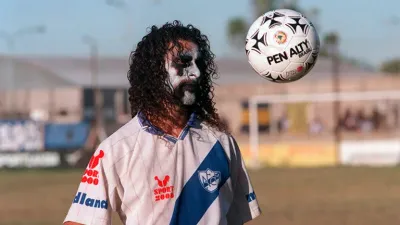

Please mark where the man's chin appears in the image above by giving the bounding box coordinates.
[181,91,196,106]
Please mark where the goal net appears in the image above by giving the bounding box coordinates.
[246,90,400,169]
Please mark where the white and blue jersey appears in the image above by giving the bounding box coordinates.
[64,112,261,225]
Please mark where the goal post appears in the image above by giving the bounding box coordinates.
[247,90,400,169]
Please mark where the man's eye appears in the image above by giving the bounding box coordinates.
[180,55,192,63]
[175,61,186,66]
[174,59,190,67]
[172,61,187,70]
[176,52,193,64]
[195,58,204,66]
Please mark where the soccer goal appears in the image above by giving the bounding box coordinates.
[247,90,400,169]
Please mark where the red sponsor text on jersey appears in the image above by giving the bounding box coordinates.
[81,150,105,185]
[154,175,174,201]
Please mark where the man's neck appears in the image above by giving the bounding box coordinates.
[150,106,191,138]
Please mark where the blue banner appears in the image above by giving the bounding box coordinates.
[44,122,90,150]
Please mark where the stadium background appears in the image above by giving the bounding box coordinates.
[2,0,400,224]
[1,55,398,168]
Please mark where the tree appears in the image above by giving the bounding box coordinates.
[226,18,246,51]
[320,32,340,57]
[226,0,276,50]
[227,17,248,51]
[381,58,400,74]
[280,0,301,13]
[324,32,339,47]
[252,0,276,19]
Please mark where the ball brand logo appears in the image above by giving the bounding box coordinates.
[267,39,312,65]
[73,192,108,209]
[154,175,174,201]
[81,150,104,185]
[274,31,287,44]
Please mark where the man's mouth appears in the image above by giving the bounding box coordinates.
[181,83,196,91]
[176,80,197,92]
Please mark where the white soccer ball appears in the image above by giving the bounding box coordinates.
[245,9,320,83]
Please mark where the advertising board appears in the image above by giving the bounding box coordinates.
[44,122,90,150]
[340,140,400,166]
[0,120,44,152]
[240,142,337,167]
[0,152,60,168]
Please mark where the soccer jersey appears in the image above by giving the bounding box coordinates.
[64,112,261,225]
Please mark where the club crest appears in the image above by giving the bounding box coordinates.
[198,168,221,193]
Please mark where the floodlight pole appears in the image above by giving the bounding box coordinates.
[0,25,46,116]
[82,35,106,143]
[331,37,341,165]
[388,17,400,129]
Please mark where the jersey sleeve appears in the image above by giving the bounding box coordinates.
[226,136,261,224]
[63,146,121,225]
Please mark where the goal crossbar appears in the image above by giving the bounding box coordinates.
[248,90,400,168]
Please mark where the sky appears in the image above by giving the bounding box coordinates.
[0,0,399,67]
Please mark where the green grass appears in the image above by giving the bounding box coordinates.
[1,167,400,225]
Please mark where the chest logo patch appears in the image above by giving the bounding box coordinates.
[198,168,221,193]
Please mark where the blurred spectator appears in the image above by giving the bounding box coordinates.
[309,116,324,134]
[277,113,289,133]
[356,109,373,132]
[336,106,393,133]
[339,109,358,131]
[390,104,399,129]
[371,107,383,130]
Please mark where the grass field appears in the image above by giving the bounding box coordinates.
[1,167,400,225]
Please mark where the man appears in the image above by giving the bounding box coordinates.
[64,20,261,225]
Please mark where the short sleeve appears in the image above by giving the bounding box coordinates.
[226,136,261,224]
[63,147,120,225]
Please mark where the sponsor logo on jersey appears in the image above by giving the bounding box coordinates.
[198,168,221,193]
[81,150,104,186]
[246,191,257,203]
[154,175,174,201]
[73,192,108,209]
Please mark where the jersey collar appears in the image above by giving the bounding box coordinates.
[138,111,197,143]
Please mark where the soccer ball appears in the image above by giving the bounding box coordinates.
[245,9,320,83]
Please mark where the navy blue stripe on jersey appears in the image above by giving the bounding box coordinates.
[163,135,178,144]
[178,125,190,141]
[169,141,230,225]
[178,113,196,140]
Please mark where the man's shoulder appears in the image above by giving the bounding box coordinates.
[98,117,142,154]
[197,122,233,142]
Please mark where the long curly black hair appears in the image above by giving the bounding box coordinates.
[127,20,227,133]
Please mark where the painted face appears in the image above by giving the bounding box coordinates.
[165,41,201,106]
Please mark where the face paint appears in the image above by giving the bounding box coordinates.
[165,41,201,106]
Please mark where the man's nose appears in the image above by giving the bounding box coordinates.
[186,67,200,79]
